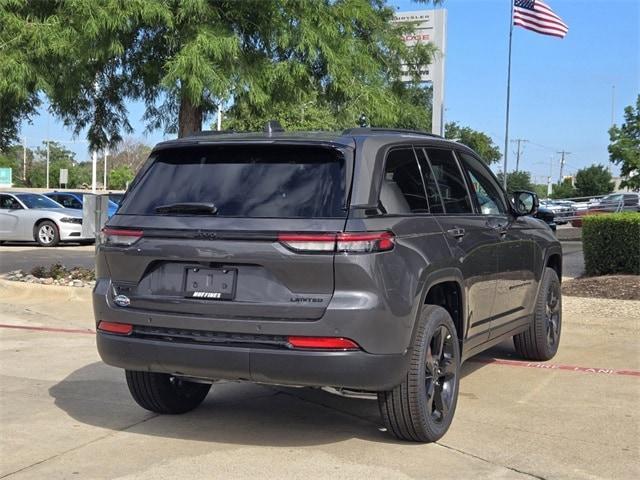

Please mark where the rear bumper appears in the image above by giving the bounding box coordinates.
[96,331,409,391]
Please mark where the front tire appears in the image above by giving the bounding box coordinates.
[378,305,460,442]
[125,370,211,414]
[35,221,60,247]
[513,267,562,361]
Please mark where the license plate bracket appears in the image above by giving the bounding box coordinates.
[183,267,237,300]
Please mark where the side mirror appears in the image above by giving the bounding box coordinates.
[512,191,539,216]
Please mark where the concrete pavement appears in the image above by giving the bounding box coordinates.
[1,280,638,479]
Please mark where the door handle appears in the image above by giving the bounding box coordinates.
[489,223,509,236]
[447,228,466,239]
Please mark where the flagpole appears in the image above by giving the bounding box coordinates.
[502,0,515,190]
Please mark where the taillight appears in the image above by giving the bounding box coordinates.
[97,321,133,335]
[278,231,394,254]
[337,232,395,253]
[287,336,360,350]
[277,233,336,253]
[100,227,143,246]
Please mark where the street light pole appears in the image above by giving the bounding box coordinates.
[103,148,109,190]
[91,151,97,193]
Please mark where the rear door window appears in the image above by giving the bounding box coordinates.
[119,145,348,218]
[381,148,429,214]
[422,149,474,214]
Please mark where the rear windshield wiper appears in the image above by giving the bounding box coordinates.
[154,202,218,215]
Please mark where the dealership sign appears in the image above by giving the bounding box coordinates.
[392,9,447,135]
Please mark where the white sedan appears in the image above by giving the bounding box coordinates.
[0,192,93,247]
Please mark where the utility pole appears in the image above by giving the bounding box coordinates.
[557,150,570,184]
[510,138,528,172]
[46,140,50,190]
[547,154,554,196]
[46,112,50,189]
[22,136,27,181]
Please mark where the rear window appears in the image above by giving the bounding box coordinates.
[119,145,347,218]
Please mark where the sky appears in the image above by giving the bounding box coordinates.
[19,0,640,184]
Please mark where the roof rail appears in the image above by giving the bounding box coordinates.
[341,127,443,138]
[186,130,235,137]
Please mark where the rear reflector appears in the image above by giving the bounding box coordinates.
[287,336,360,350]
[278,231,394,253]
[97,321,133,335]
[100,228,143,246]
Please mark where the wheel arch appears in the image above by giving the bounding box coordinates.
[545,252,562,282]
[32,218,60,241]
[417,268,466,349]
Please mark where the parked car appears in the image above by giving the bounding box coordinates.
[44,191,119,217]
[571,192,640,227]
[94,126,562,443]
[589,192,640,213]
[0,192,92,246]
[539,200,575,225]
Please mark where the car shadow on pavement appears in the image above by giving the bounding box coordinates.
[49,348,507,447]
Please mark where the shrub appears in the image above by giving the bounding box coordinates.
[582,213,640,275]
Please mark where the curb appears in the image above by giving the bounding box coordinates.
[0,278,92,302]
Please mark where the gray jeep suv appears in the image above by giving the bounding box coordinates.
[94,126,562,442]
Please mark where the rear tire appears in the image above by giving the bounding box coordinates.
[35,221,60,247]
[513,267,562,361]
[125,370,211,414]
[378,305,460,442]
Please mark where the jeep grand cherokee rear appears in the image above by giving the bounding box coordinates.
[95,129,561,443]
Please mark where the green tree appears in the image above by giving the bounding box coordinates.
[496,171,534,194]
[445,122,501,164]
[573,164,614,197]
[2,1,438,150]
[550,179,576,199]
[108,165,135,190]
[609,95,640,191]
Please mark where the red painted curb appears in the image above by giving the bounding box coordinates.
[469,357,640,378]
[0,323,95,335]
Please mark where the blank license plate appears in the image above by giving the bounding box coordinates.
[184,267,236,300]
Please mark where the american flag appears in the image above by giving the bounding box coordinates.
[513,0,569,38]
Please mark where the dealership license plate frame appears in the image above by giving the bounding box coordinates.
[183,267,237,300]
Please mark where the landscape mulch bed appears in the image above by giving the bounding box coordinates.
[562,275,640,301]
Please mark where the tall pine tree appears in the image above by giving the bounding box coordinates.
[1,0,439,150]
